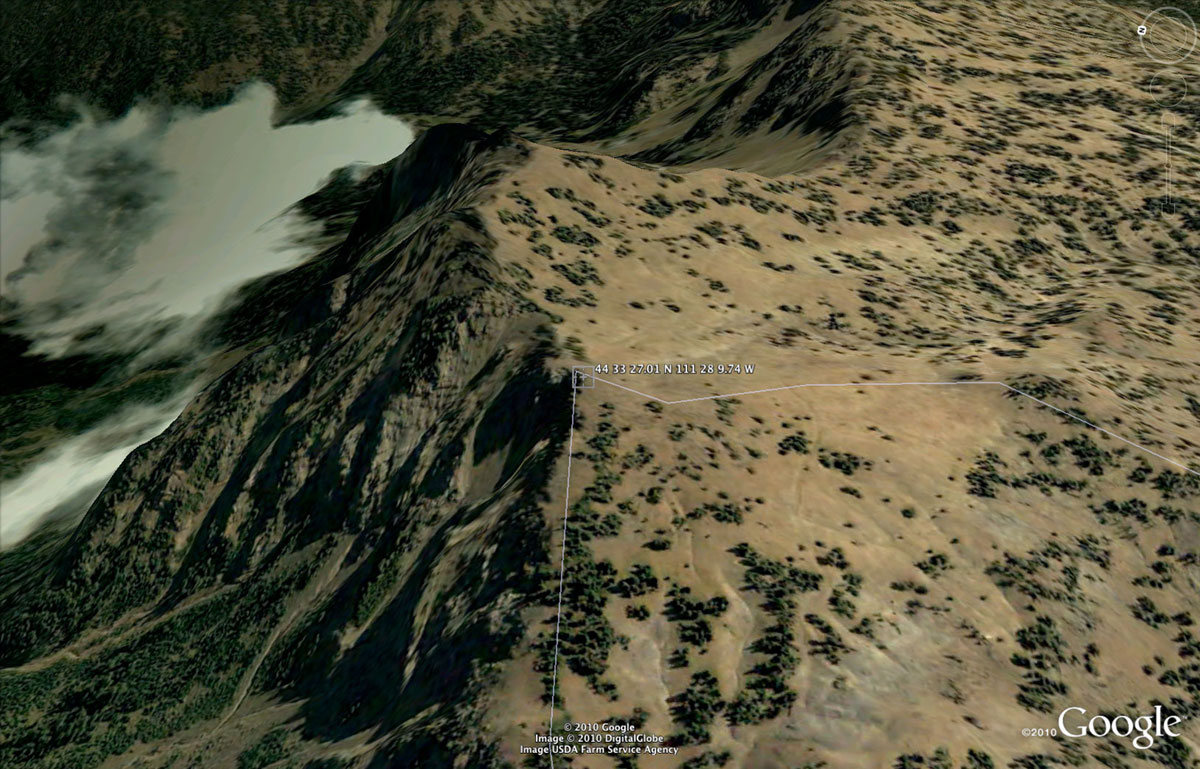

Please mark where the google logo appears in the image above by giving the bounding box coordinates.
[1057,706,1186,750]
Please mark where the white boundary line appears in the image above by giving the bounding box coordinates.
[1164,112,1176,215]
[542,372,1199,757]
[546,384,577,762]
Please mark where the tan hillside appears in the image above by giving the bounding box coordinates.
[470,0,1200,765]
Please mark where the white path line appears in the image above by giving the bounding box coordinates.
[590,377,672,403]
[1001,386,1198,476]
[597,377,1008,405]
[542,372,1199,746]
[546,384,577,767]
[592,376,1199,475]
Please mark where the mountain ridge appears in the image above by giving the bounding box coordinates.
[2,0,1200,767]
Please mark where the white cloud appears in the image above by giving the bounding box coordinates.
[1,82,413,359]
[0,83,413,548]
[0,393,191,547]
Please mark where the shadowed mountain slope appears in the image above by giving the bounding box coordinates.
[0,126,575,768]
